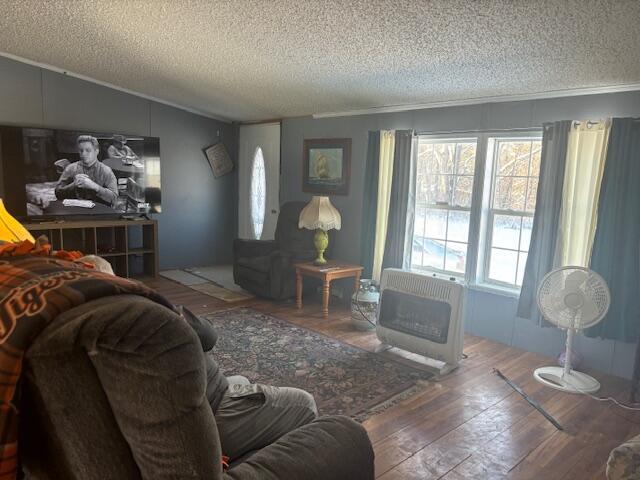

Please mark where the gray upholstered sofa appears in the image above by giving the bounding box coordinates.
[20,295,374,479]
[608,434,640,480]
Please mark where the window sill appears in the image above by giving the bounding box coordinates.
[409,268,465,284]
[469,282,520,299]
[407,269,520,298]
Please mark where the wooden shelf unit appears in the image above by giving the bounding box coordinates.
[24,218,159,279]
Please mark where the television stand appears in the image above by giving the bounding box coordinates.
[120,213,151,221]
[24,218,159,279]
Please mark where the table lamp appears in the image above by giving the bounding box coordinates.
[298,196,341,265]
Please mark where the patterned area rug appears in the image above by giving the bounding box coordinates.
[204,308,433,422]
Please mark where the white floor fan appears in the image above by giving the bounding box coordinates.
[534,266,610,394]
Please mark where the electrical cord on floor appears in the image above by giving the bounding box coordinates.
[560,375,640,411]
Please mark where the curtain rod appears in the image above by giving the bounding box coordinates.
[573,120,602,126]
[572,119,610,129]
[416,126,541,136]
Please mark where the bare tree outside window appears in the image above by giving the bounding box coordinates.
[486,139,542,287]
[410,132,542,291]
[412,139,477,275]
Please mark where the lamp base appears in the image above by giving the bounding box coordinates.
[313,229,328,265]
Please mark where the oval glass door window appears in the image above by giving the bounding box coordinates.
[250,147,267,239]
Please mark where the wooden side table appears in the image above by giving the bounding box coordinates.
[294,261,364,318]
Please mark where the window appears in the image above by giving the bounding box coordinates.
[250,147,266,239]
[410,132,542,292]
[484,138,541,287]
[412,138,477,275]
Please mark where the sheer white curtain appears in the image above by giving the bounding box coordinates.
[556,119,610,267]
[372,130,395,282]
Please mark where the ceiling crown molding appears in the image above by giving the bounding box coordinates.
[312,84,640,119]
[0,52,233,123]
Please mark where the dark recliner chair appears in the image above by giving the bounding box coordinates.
[233,202,333,300]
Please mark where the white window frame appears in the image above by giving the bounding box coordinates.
[477,133,543,291]
[249,147,266,239]
[410,135,480,279]
[410,130,542,296]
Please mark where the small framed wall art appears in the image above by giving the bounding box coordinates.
[204,142,233,178]
[302,138,351,195]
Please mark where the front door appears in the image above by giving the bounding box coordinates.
[238,123,280,240]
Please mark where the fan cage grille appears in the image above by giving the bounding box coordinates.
[537,266,610,329]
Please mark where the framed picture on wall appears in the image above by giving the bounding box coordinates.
[302,138,351,195]
[204,142,233,178]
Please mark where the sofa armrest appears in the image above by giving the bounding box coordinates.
[267,250,316,300]
[233,239,278,259]
[268,249,295,267]
[607,434,640,480]
[289,250,318,263]
[224,415,374,480]
[267,249,319,271]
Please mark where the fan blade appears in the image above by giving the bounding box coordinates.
[551,293,568,314]
[541,293,571,325]
[580,296,599,323]
[565,269,588,292]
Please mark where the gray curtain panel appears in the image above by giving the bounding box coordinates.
[585,118,640,342]
[403,135,418,270]
[516,121,571,326]
[382,130,415,272]
[359,131,380,279]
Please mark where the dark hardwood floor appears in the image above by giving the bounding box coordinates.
[146,277,639,479]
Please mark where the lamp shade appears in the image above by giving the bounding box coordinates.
[298,196,341,231]
[0,199,34,243]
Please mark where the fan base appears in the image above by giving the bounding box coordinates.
[533,366,600,394]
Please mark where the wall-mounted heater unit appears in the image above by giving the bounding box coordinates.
[376,268,466,375]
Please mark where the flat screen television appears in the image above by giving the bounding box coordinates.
[0,125,161,219]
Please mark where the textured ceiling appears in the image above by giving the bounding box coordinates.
[0,0,639,121]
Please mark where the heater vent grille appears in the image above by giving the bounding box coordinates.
[384,270,454,303]
[377,268,465,370]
